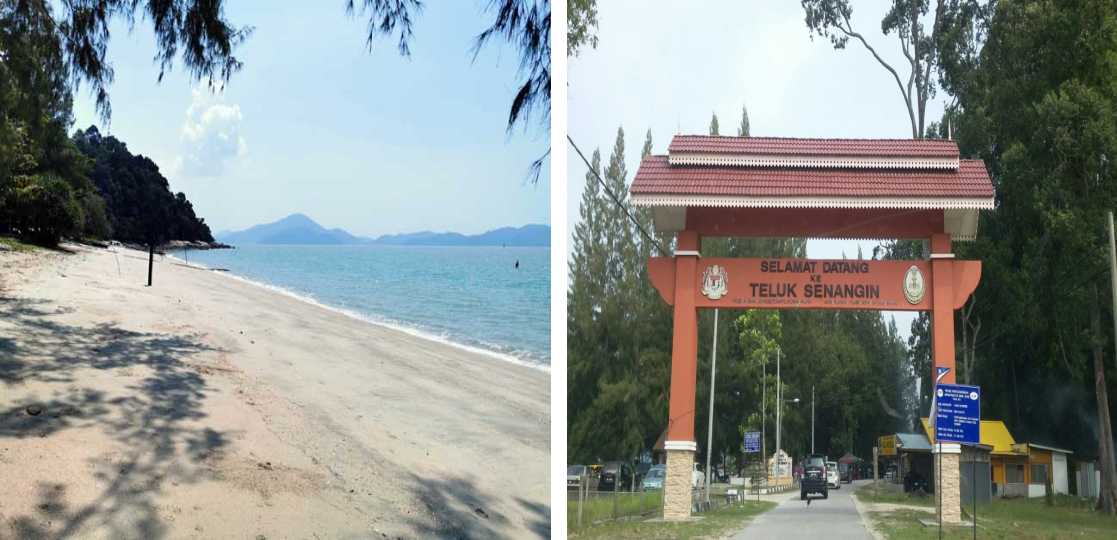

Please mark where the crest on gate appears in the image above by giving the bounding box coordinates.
[701,264,728,300]
[903,265,926,305]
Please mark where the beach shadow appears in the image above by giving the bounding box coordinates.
[514,496,551,539]
[403,473,550,539]
[0,295,228,539]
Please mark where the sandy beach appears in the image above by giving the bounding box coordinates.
[0,244,550,539]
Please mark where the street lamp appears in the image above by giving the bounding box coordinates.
[776,395,800,481]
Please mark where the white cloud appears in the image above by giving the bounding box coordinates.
[177,87,247,177]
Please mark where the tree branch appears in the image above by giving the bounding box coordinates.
[837,13,918,136]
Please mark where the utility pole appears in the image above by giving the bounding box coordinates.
[776,347,781,482]
[762,350,767,485]
[811,385,816,454]
[1108,211,1117,376]
[705,309,719,503]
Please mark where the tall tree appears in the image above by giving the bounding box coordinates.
[709,113,720,136]
[938,0,1117,512]
[732,104,750,136]
[800,0,990,138]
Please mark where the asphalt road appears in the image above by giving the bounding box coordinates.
[730,480,874,540]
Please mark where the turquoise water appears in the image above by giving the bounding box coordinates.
[173,245,549,367]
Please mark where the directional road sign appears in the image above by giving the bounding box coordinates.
[744,431,761,453]
[934,383,981,444]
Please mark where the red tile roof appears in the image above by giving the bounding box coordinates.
[630,155,994,199]
[668,135,960,158]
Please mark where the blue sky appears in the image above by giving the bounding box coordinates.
[568,0,950,340]
[70,1,549,237]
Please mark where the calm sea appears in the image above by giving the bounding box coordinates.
[172,245,549,368]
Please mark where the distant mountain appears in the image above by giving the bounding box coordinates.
[375,224,550,246]
[218,214,549,246]
[218,213,369,245]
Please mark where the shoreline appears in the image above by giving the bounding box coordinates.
[1,243,550,538]
[164,251,551,372]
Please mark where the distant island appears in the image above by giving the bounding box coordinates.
[217,214,550,247]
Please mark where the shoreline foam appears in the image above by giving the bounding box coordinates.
[164,252,550,372]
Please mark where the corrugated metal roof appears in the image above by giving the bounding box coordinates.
[896,432,933,452]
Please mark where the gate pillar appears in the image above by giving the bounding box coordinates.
[664,230,700,520]
[931,232,963,523]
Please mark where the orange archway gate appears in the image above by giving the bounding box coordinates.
[631,135,994,523]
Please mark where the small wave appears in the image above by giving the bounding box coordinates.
[165,252,550,372]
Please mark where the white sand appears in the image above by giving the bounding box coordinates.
[0,244,550,539]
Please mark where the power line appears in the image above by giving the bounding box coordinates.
[567,135,670,257]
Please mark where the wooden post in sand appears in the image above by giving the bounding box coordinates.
[147,243,154,286]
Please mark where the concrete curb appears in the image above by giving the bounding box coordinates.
[850,484,887,540]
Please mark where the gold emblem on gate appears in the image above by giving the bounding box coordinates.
[903,265,925,304]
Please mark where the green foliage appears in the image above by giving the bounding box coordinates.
[71,127,213,245]
[568,0,599,57]
[709,113,720,136]
[0,174,82,246]
[79,191,112,240]
[351,0,550,131]
[2,0,251,121]
[569,126,671,464]
[928,0,1117,454]
[738,105,751,137]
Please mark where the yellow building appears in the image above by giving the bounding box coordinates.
[920,418,1028,497]
[1011,442,1074,497]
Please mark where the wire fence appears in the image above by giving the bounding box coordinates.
[567,486,663,531]
[566,479,777,531]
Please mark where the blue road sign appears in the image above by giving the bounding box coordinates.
[934,383,981,444]
[936,366,951,380]
[744,431,761,453]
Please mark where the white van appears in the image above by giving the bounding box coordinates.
[826,460,841,489]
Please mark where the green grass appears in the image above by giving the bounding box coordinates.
[569,500,777,539]
[0,236,38,252]
[567,490,665,531]
[867,495,1117,539]
[855,482,935,507]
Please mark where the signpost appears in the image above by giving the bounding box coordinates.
[934,383,981,539]
[934,384,981,444]
[744,431,761,501]
[744,431,761,453]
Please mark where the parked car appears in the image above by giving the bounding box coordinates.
[600,461,636,492]
[636,461,653,481]
[800,454,829,500]
[839,462,853,483]
[692,463,705,489]
[826,460,841,489]
[568,464,589,490]
[642,464,666,490]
